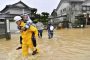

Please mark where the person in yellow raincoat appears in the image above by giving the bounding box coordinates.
[16,15,38,54]
[14,16,39,59]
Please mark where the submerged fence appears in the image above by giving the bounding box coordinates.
[0,20,5,38]
[0,19,11,40]
[0,14,18,40]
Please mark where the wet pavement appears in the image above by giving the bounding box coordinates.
[0,28,90,60]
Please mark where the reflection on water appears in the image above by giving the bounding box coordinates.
[0,28,90,60]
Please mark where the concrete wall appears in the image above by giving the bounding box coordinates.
[10,22,18,33]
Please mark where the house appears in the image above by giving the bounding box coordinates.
[0,1,36,20]
[0,1,37,33]
[51,0,90,28]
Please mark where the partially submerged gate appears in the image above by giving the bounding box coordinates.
[0,14,20,40]
[0,18,11,40]
[0,19,6,38]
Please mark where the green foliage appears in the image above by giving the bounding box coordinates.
[41,12,49,17]
[33,19,39,23]
[41,12,49,25]
[31,10,49,25]
[31,8,37,14]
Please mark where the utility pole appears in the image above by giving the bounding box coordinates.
[86,6,88,27]
[68,0,71,22]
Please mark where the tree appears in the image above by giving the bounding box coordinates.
[31,8,37,16]
[33,14,41,23]
[41,12,49,17]
[35,14,40,19]
[41,12,49,24]
[31,11,49,25]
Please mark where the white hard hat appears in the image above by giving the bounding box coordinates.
[14,16,22,22]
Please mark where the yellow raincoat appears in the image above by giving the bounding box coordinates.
[20,21,38,56]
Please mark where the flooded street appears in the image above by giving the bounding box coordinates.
[0,28,90,60]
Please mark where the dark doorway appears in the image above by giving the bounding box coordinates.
[87,18,90,25]
[62,20,69,28]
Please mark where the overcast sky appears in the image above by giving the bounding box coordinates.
[0,0,60,14]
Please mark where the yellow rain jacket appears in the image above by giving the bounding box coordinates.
[19,21,38,56]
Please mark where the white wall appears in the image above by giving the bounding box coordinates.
[5,8,31,14]
[10,22,18,33]
[57,2,70,16]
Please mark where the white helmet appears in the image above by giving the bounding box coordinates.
[14,16,22,22]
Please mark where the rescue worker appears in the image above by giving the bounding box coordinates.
[16,15,34,50]
[14,16,38,59]
[21,15,38,53]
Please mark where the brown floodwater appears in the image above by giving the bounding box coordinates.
[0,28,90,60]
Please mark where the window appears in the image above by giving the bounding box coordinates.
[83,7,86,10]
[64,8,66,11]
[87,7,89,11]
[62,8,66,13]
[89,7,90,10]
[61,10,62,13]
[63,9,64,12]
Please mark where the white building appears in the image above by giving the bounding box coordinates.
[52,0,90,25]
[0,1,37,33]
